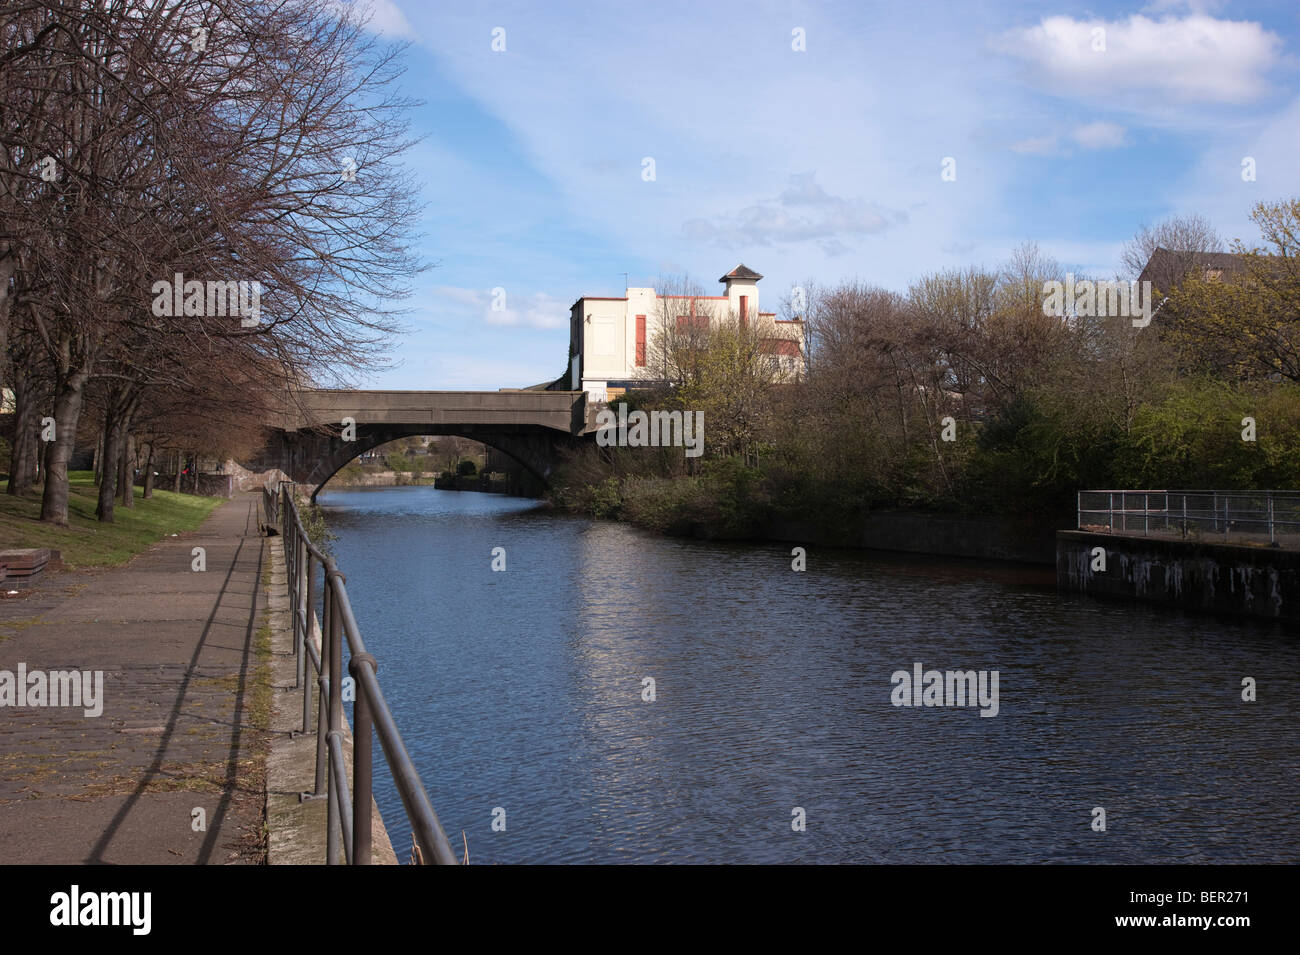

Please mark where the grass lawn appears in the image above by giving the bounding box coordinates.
[0,471,223,569]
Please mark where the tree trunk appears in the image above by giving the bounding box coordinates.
[6,368,38,496]
[192,454,200,494]
[119,431,135,508]
[0,249,13,390]
[142,443,155,498]
[93,429,103,485]
[96,398,124,523]
[173,450,182,493]
[39,369,89,526]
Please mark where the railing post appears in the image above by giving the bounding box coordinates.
[290,530,300,674]
[1144,492,1149,536]
[1108,492,1114,533]
[351,653,377,865]
[1268,494,1275,545]
[301,550,314,711]
[300,536,308,667]
[1077,492,1081,530]
[1182,494,1188,538]
[293,534,303,688]
[314,583,330,791]
[326,563,345,865]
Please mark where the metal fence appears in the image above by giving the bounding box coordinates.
[262,481,458,865]
[1077,490,1300,548]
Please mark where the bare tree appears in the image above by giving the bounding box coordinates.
[1,0,424,524]
[1120,213,1223,290]
[640,273,713,390]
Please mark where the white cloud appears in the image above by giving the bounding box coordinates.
[682,173,905,250]
[1008,122,1127,156]
[996,14,1282,105]
[1072,121,1127,149]
[433,287,569,330]
[432,285,483,306]
[337,0,416,39]
[1009,135,1060,155]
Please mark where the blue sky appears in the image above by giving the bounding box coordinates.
[344,0,1300,389]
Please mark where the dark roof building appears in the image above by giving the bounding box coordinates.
[1138,248,1249,291]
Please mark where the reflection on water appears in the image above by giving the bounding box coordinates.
[317,486,1300,864]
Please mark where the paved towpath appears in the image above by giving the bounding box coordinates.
[0,494,270,864]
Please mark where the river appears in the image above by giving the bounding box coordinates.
[316,485,1300,864]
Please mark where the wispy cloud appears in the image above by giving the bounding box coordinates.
[1010,122,1128,155]
[433,286,569,330]
[682,173,906,254]
[1072,121,1128,150]
[1009,135,1060,156]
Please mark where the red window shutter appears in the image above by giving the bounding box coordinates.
[740,295,748,328]
[635,314,646,366]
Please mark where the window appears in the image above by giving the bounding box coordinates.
[635,314,646,366]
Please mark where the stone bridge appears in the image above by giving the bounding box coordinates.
[255,390,592,499]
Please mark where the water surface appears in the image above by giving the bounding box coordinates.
[318,486,1299,864]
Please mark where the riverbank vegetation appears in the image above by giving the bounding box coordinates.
[550,201,1300,538]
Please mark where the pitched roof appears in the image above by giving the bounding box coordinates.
[719,264,763,283]
[1138,248,1249,286]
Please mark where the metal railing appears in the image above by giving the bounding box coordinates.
[1077,489,1300,548]
[262,481,458,865]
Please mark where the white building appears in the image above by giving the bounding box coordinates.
[565,264,805,401]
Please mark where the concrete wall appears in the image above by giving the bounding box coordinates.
[765,512,1070,564]
[323,470,407,489]
[223,458,288,492]
[1057,530,1300,622]
[579,299,628,384]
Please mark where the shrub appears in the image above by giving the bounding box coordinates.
[697,456,771,535]
[621,476,701,533]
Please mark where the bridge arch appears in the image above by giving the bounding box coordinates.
[301,424,574,501]
[252,389,593,501]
